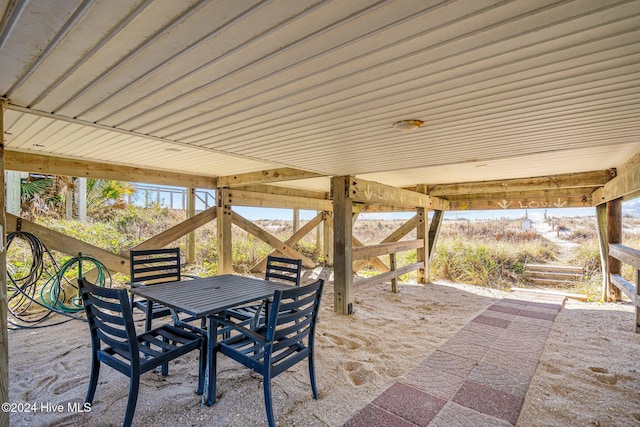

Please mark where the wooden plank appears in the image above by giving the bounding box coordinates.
[231,211,316,268]
[131,206,217,253]
[251,212,324,272]
[350,177,448,210]
[5,214,129,274]
[332,176,353,314]
[593,162,640,205]
[352,239,424,260]
[427,171,609,196]
[609,244,640,270]
[353,214,422,272]
[352,236,389,273]
[6,150,217,189]
[610,274,635,301]
[0,102,8,427]
[444,188,598,201]
[227,189,333,211]
[218,167,323,187]
[354,262,424,289]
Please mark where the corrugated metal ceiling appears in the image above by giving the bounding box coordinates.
[1,0,639,192]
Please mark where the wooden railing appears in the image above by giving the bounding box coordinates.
[353,239,425,291]
[608,244,640,333]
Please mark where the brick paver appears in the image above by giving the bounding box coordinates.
[342,291,566,426]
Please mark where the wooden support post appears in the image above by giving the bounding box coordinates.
[5,171,20,215]
[77,177,87,221]
[332,176,353,314]
[416,185,428,284]
[316,211,322,257]
[216,188,232,275]
[0,101,9,427]
[607,199,622,301]
[186,187,196,264]
[65,187,73,220]
[596,204,609,301]
[636,272,640,333]
[293,208,299,233]
[323,211,333,266]
[390,252,398,292]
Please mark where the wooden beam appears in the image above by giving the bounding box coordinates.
[427,171,610,196]
[332,176,353,314]
[352,240,424,261]
[6,150,217,189]
[5,214,129,274]
[448,195,592,211]
[130,206,217,253]
[593,164,640,205]
[444,188,598,201]
[232,184,329,200]
[226,189,333,211]
[251,212,324,272]
[428,209,444,283]
[231,211,316,268]
[350,177,449,210]
[0,101,8,427]
[218,167,323,187]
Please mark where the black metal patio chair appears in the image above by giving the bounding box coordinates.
[223,255,302,328]
[79,278,205,427]
[129,247,199,332]
[215,278,324,427]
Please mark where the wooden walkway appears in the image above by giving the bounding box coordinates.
[342,291,566,426]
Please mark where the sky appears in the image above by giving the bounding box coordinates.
[131,184,639,221]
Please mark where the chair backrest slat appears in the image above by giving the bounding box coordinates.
[265,256,302,286]
[265,279,323,345]
[80,278,139,366]
[130,248,181,285]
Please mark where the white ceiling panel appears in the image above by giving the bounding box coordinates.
[1,0,639,192]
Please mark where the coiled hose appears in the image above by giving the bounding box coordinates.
[6,231,111,329]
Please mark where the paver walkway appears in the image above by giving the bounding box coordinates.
[342,291,566,426]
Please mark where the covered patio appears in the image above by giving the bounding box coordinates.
[1,1,640,425]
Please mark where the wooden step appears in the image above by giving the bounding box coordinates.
[525,271,584,281]
[525,277,579,287]
[525,264,584,274]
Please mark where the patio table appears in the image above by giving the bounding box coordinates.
[130,274,292,405]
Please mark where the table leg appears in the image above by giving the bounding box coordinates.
[207,315,218,406]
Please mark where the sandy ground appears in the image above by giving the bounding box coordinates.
[7,269,640,426]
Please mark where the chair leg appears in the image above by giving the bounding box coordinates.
[85,354,100,404]
[309,351,318,399]
[144,301,152,332]
[263,375,275,427]
[197,338,206,395]
[123,372,140,427]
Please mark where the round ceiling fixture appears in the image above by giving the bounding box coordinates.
[392,119,423,131]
